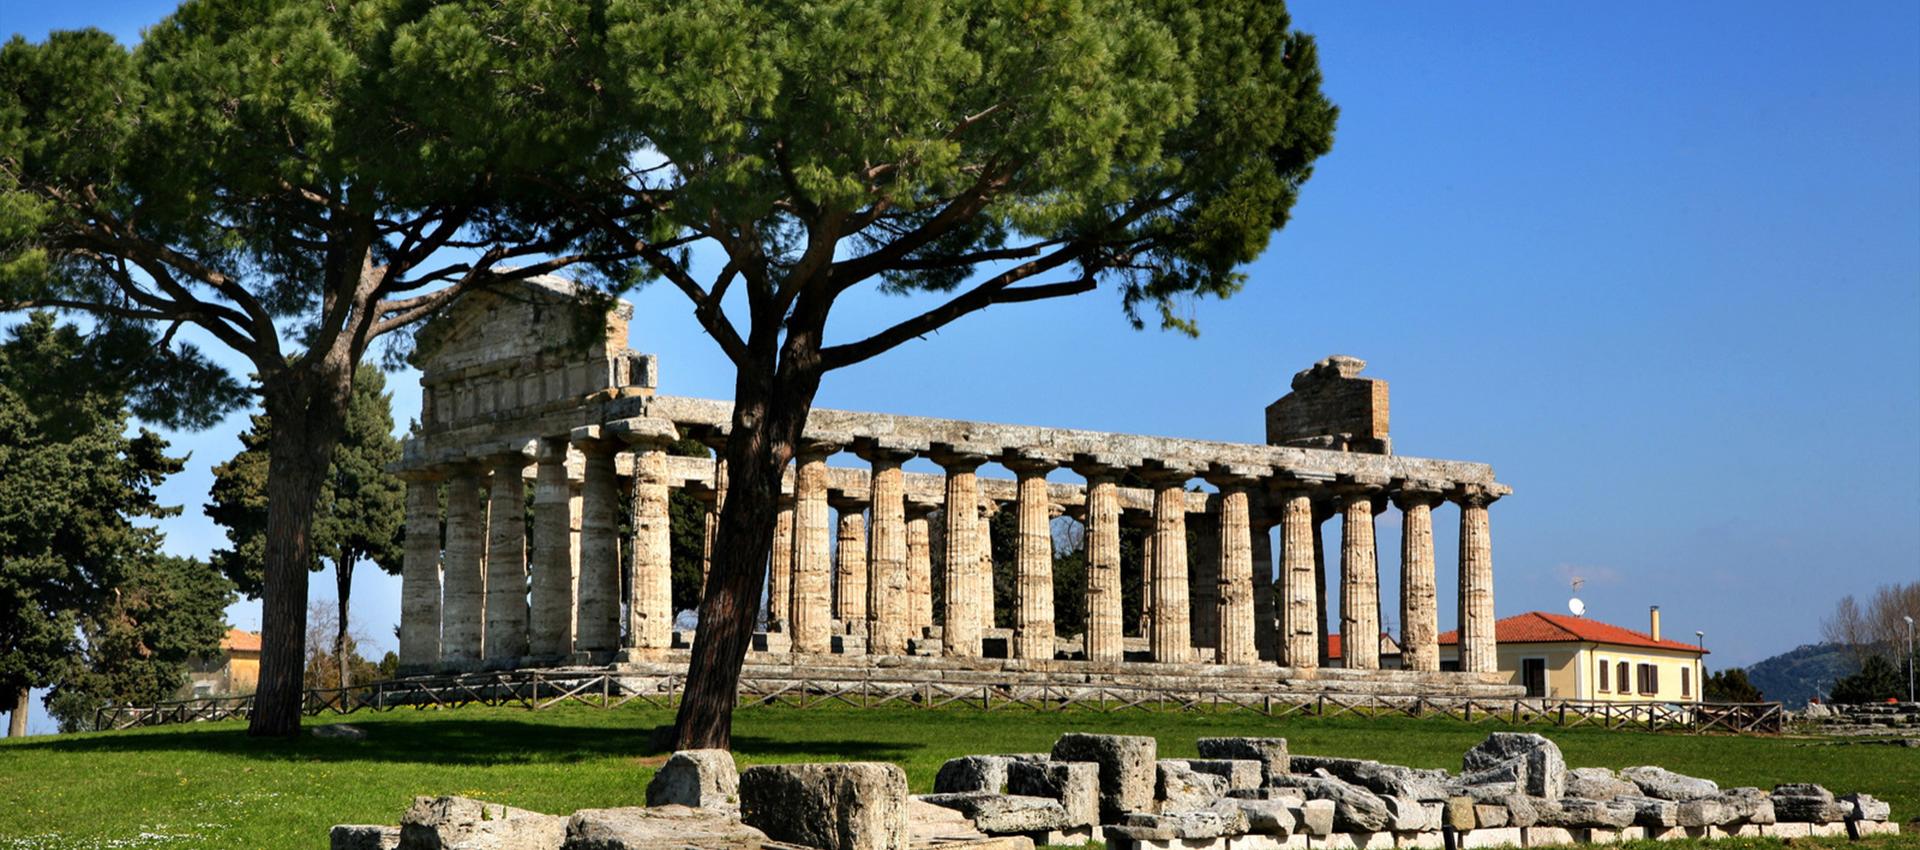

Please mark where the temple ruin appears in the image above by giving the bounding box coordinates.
[390,278,1517,698]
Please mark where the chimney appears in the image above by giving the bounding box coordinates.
[1649,605,1662,642]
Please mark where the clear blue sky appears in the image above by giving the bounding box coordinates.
[6,2,1918,733]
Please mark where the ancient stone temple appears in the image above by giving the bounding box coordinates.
[391,278,1516,697]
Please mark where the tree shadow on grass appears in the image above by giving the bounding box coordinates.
[0,717,924,767]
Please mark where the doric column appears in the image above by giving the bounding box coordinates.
[398,471,443,671]
[483,448,530,666]
[1005,453,1059,660]
[528,438,576,662]
[1189,513,1220,651]
[1250,491,1277,662]
[1336,485,1382,670]
[976,496,998,631]
[860,444,915,655]
[791,441,840,654]
[932,446,988,657]
[831,494,869,628]
[1146,466,1194,664]
[572,427,621,657]
[617,418,678,654]
[769,496,794,630]
[1075,461,1124,663]
[1207,467,1262,665]
[1394,484,1445,673]
[1455,485,1506,674]
[702,456,727,594]
[1275,485,1319,669]
[905,499,937,636]
[441,463,487,667]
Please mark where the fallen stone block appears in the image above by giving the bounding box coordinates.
[1449,782,1523,802]
[1299,799,1337,836]
[1119,801,1249,839]
[1270,775,1390,832]
[1229,787,1308,804]
[917,793,1070,834]
[1619,766,1717,802]
[1459,826,1523,849]
[1585,825,1632,844]
[1181,758,1264,791]
[1521,825,1575,846]
[1236,799,1299,836]
[934,755,1020,794]
[1535,798,1633,829]
[1674,798,1734,828]
[1475,803,1510,828]
[645,749,739,809]
[1771,785,1850,823]
[1382,797,1432,833]
[1765,821,1812,838]
[330,824,399,850]
[400,795,567,850]
[1715,787,1773,825]
[1158,760,1229,810]
[563,805,769,850]
[1563,768,1636,801]
[1496,795,1538,829]
[1857,820,1902,837]
[1842,792,1891,822]
[1397,830,1444,850]
[1290,756,1450,801]
[1052,733,1156,822]
[1461,734,1565,800]
[1772,782,1832,800]
[1611,795,1676,828]
[739,762,907,850]
[1442,797,1478,831]
[1196,736,1291,783]
[1007,760,1099,827]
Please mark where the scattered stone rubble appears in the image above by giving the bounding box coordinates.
[330,731,1900,850]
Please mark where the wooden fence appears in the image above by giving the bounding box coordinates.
[95,670,1784,735]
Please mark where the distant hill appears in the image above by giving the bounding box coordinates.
[1742,643,1858,707]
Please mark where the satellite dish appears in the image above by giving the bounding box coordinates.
[1569,597,1586,617]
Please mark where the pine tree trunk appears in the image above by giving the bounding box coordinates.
[673,323,825,750]
[7,687,26,737]
[336,557,354,692]
[248,363,351,738]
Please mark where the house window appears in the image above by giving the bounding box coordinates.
[1617,661,1630,693]
[1521,658,1548,697]
[1636,663,1659,695]
[1681,667,1691,698]
[1597,658,1610,692]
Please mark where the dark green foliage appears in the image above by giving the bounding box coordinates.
[667,437,712,614]
[1828,655,1903,704]
[0,313,227,731]
[1703,667,1764,704]
[205,367,404,597]
[44,555,233,732]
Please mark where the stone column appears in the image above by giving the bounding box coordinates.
[769,496,794,630]
[1189,513,1220,651]
[790,442,839,654]
[831,496,868,628]
[1276,487,1318,669]
[398,472,443,671]
[1337,486,1382,670]
[1456,485,1504,674]
[932,447,987,657]
[976,497,998,631]
[572,428,621,658]
[905,500,937,636]
[619,418,678,655]
[1395,486,1445,672]
[1250,491,1277,662]
[861,445,915,655]
[528,438,576,662]
[1313,503,1333,667]
[1076,463,1124,664]
[483,449,529,666]
[1006,454,1058,660]
[1207,469,1261,665]
[441,464,487,667]
[1147,467,1193,664]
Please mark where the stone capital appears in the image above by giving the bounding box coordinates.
[1391,479,1449,510]
[607,416,680,448]
[534,434,573,463]
[1204,462,1268,489]
[1451,482,1509,507]
[851,436,921,464]
[1140,459,1199,486]
[795,435,848,457]
[928,442,992,470]
[1069,452,1135,480]
[1001,448,1068,474]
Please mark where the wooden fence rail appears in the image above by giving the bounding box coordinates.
[95,671,1784,735]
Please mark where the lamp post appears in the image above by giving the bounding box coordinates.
[1904,615,1914,704]
[1696,630,1706,703]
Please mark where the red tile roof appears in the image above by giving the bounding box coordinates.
[221,628,262,653]
[1436,611,1707,654]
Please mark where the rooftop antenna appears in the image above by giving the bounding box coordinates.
[1568,576,1586,618]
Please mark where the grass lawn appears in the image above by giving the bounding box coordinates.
[1,704,1915,849]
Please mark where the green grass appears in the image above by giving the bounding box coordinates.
[1,704,1915,849]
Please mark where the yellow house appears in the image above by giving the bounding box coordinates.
[1437,608,1706,702]
[181,628,262,698]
